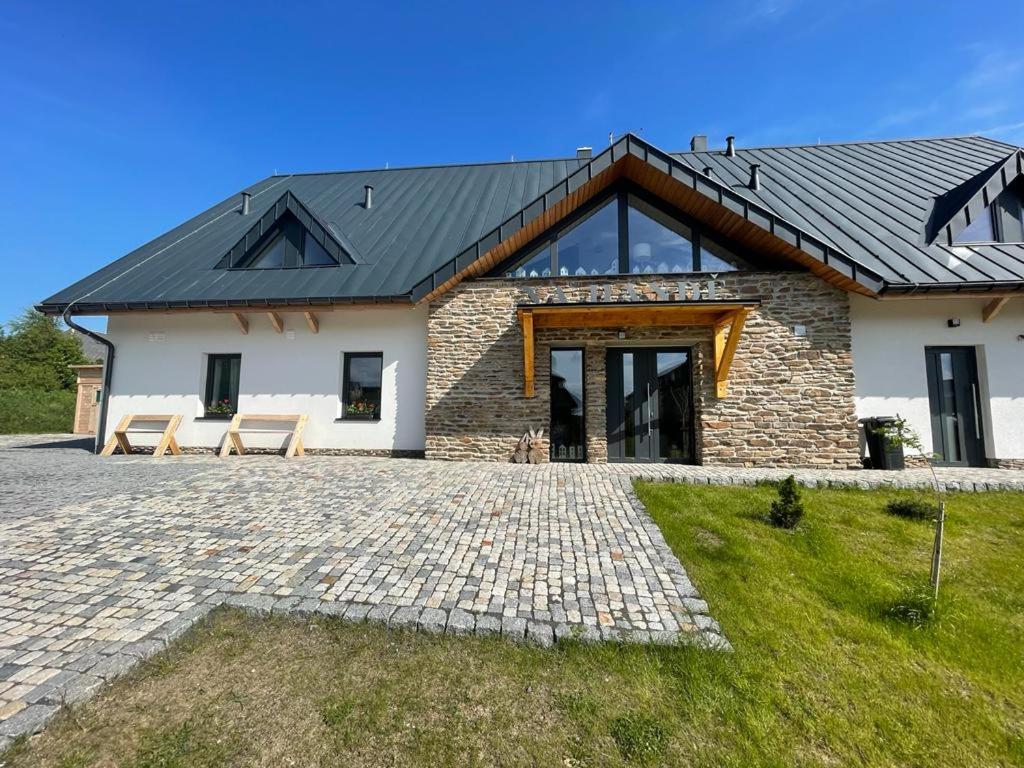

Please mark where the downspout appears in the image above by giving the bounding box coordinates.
[62,304,115,454]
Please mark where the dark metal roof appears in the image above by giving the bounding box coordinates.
[38,134,1024,314]
[675,136,1024,291]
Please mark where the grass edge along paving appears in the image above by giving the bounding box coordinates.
[3,482,1023,767]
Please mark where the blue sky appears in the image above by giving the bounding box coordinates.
[2,0,1023,331]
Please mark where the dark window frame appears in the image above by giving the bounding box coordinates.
[549,346,586,463]
[491,182,754,278]
[341,352,384,421]
[203,353,241,419]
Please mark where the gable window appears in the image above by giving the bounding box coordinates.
[502,189,748,278]
[342,352,383,420]
[232,211,341,269]
[204,354,240,418]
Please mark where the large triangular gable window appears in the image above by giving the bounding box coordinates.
[216,191,357,270]
[498,189,749,278]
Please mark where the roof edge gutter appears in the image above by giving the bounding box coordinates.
[37,294,416,316]
[879,280,1024,298]
[60,307,114,455]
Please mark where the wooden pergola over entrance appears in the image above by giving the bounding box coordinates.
[516,301,755,398]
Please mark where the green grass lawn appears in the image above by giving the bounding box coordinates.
[0,388,76,433]
[4,484,1023,767]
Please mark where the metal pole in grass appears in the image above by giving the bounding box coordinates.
[931,501,945,599]
[878,415,945,600]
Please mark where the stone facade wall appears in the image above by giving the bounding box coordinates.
[425,272,860,467]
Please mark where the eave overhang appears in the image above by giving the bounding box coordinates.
[411,134,886,303]
[36,294,413,316]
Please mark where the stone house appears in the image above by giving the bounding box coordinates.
[38,134,1024,468]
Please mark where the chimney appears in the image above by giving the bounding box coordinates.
[690,135,708,152]
[748,163,761,191]
[576,146,592,159]
[725,136,736,157]
[364,185,373,210]
[241,192,251,215]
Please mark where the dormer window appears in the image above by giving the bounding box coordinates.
[954,207,996,244]
[234,212,340,269]
[952,183,1024,244]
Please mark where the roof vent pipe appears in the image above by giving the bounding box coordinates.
[576,146,592,159]
[241,192,251,215]
[364,185,373,210]
[725,136,736,157]
[748,163,761,191]
[703,166,713,177]
[691,135,708,152]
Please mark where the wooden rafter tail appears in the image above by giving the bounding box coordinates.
[267,311,284,334]
[303,311,319,334]
[982,296,1010,323]
[233,312,249,334]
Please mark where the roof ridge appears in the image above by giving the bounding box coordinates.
[673,134,1016,155]
[272,156,586,178]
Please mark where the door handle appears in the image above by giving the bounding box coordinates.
[971,383,981,440]
[647,383,653,437]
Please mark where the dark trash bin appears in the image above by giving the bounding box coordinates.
[860,417,906,470]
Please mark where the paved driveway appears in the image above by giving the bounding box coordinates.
[0,435,719,746]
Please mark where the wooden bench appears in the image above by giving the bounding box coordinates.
[100,415,183,457]
[218,414,308,459]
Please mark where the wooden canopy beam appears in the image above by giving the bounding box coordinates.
[982,296,1010,323]
[232,312,249,334]
[303,311,320,334]
[267,311,284,334]
[517,302,755,399]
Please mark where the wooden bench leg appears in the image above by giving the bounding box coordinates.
[284,415,308,458]
[101,415,132,456]
[219,415,242,458]
[167,436,182,456]
[114,431,133,456]
[152,415,183,458]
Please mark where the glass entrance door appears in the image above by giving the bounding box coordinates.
[606,348,695,463]
[925,347,986,467]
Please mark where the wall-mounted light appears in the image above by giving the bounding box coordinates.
[947,318,961,328]
[792,324,806,337]
[617,330,627,339]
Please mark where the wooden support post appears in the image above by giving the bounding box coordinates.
[303,311,319,334]
[267,311,284,334]
[520,310,535,398]
[715,309,748,398]
[982,296,1009,323]
[233,313,249,334]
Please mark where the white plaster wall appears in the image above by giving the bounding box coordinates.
[103,306,427,451]
[850,295,1024,461]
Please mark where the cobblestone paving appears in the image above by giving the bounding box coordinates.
[2,435,1022,747]
[0,436,719,747]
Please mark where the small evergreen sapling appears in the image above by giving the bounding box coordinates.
[769,475,804,529]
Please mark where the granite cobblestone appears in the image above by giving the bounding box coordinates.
[2,435,1022,747]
